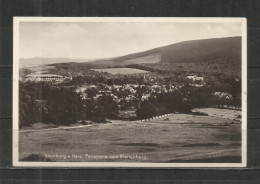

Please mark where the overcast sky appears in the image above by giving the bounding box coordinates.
[19,21,242,59]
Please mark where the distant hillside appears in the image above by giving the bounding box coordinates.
[20,37,241,69]
[19,57,94,68]
[89,36,241,66]
[92,53,161,66]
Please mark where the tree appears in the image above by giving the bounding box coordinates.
[136,100,158,119]
[231,79,241,107]
[84,88,98,98]
[91,106,106,123]
[45,88,84,125]
[180,98,192,113]
[19,92,36,127]
[19,82,86,126]
[19,82,42,127]
[96,95,119,119]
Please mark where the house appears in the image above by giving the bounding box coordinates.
[100,90,112,95]
[186,75,204,81]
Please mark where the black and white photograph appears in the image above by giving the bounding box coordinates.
[13,17,247,167]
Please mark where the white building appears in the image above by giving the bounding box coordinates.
[186,75,204,81]
[25,74,70,82]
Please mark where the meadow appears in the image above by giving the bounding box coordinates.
[19,108,242,163]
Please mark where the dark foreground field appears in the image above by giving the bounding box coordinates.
[19,108,242,163]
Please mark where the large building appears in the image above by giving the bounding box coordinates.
[25,74,71,82]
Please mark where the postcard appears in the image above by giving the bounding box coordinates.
[13,17,247,167]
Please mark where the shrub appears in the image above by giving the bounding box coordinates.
[191,111,209,116]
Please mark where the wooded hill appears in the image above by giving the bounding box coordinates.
[89,36,241,66]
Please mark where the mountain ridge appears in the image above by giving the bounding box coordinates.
[89,36,241,66]
[20,36,241,68]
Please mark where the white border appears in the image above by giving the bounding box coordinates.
[13,17,247,168]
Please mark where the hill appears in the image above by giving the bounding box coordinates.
[89,36,241,66]
[20,37,241,72]
[19,57,95,68]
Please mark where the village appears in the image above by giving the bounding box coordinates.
[22,70,235,116]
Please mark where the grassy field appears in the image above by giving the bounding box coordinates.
[91,68,148,75]
[19,108,242,163]
[123,53,161,65]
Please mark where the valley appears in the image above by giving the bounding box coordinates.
[18,36,243,163]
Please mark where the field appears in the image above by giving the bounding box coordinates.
[19,108,242,163]
[91,68,148,75]
[122,53,161,65]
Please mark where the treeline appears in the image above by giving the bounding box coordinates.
[19,82,118,128]
[136,91,191,119]
[135,81,241,119]
[131,60,241,77]
[62,72,198,87]
[62,73,152,86]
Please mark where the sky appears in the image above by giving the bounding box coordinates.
[19,21,242,59]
